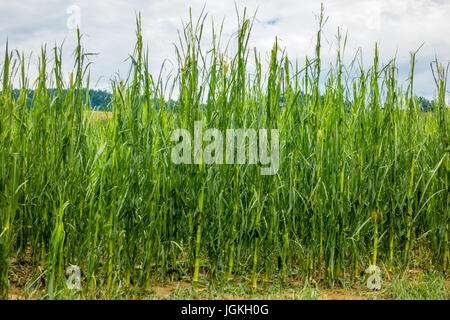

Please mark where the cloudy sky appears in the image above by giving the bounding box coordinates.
[1,0,449,99]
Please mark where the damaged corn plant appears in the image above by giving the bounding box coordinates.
[0,8,448,299]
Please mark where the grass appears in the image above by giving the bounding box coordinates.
[86,110,113,120]
[7,256,449,300]
[0,7,449,300]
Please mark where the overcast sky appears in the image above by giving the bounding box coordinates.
[1,0,449,99]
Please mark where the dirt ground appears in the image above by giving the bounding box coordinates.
[6,250,449,300]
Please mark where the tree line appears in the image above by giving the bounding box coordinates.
[9,89,438,113]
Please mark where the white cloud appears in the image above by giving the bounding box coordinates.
[0,0,449,98]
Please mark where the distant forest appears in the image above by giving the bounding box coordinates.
[11,89,437,112]
[12,89,112,111]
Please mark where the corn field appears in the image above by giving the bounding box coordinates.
[0,10,449,299]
